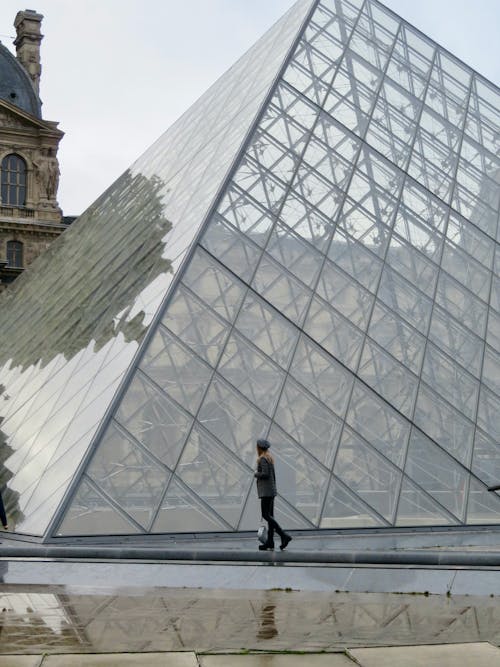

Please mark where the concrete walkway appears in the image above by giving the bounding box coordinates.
[2,644,500,666]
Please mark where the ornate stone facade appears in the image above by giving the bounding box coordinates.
[0,10,65,292]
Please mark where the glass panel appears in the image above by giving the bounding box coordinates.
[477,386,500,443]
[305,295,364,371]
[405,429,467,521]
[232,156,287,214]
[492,275,500,313]
[303,136,353,192]
[368,301,425,374]
[435,271,488,337]
[262,82,319,153]
[201,216,262,283]
[57,478,141,536]
[446,211,494,269]
[385,234,439,297]
[365,106,415,169]
[338,200,392,256]
[175,426,251,528]
[115,372,192,469]
[266,223,323,288]
[320,475,384,528]
[393,205,443,262]
[441,241,491,302]
[487,308,500,352]
[140,326,213,415]
[414,384,474,466]
[268,424,330,526]
[328,227,384,292]
[252,255,311,325]
[246,129,298,186]
[217,332,285,415]
[274,376,342,469]
[452,184,498,238]
[152,476,228,533]
[467,477,500,525]
[279,190,335,252]
[378,266,432,334]
[161,284,230,366]
[421,344,479,421]
[334,427,401,523]
[86,423,169,529]
[317,260,373,329]
[428,306,483,377]
[181,247,246,322]
[283,40,336,106]
[387,27,433,98]
[357,339,418,418]
[198,375,270,468]
[290,335,354,418]
[400,179,448,233]
[482,345,500,395]
[395,476,456,526]
[471,430,500,489]
[313,111,361,164]
[293,163,345,220]
[456,144,500,204]
[217,184,274,247]
[235,292,299,368]
[346,382,410,467]
[456,154,500,207]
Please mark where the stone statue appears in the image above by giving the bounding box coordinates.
[32,151,60,200]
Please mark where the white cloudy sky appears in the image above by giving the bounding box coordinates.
[0,0,498,216]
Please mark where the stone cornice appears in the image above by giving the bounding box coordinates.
[0,99,63,138]
[0,218,66,235]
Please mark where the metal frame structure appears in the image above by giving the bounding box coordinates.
[0,0,498,542]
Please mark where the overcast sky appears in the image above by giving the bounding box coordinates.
[0,0,498,216]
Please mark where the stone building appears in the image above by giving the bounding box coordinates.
[0,9,64,291]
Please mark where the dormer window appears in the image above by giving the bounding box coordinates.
[1,154,27,207]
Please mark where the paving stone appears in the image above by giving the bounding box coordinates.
[0,657,41,667]
[199,654,353,666]
[42,652,198,666]
[350,642,500,667]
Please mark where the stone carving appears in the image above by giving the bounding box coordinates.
[32,151,60,200]
[0,111,26,129]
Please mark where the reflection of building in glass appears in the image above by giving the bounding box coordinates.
[0,0,499,541]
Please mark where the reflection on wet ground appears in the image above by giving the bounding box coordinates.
[1,584,500,655]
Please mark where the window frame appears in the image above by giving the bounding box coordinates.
[1,153,27,207]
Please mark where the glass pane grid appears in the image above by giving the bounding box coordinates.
[1,0,500,538]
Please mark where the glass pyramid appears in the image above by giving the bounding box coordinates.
[0,0,499,540]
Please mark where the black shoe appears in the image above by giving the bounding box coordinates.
[280,534,292,551]
[259,543,274,551]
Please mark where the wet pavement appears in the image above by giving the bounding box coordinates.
[1,528,500,663]
[1,583,500,655]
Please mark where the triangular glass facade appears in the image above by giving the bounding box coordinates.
[0,0,499,539]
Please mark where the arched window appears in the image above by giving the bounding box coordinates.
[1,154,27,207]
[6,241,23,268]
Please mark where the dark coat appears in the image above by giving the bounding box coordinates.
[255,455,277,498]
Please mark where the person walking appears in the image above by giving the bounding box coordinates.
[254,438,291,551]
[0,489,8,530]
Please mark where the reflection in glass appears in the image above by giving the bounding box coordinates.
[1,0,499,539]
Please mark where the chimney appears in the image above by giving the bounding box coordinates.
[13,9,44,96]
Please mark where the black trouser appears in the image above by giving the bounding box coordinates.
[261,496,285,546]
[0,491,7,528]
